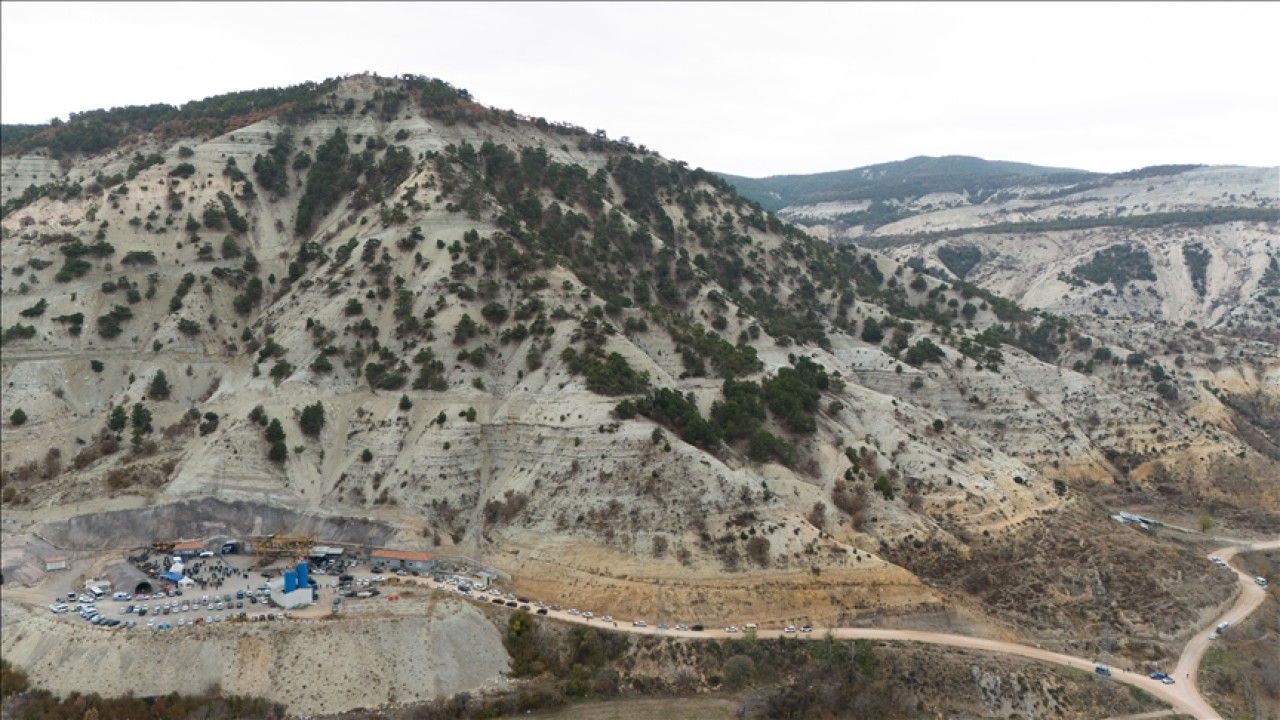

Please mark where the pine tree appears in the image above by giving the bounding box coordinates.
[147,370,171,400]
[108,405,127,432]
[265,418,286,444]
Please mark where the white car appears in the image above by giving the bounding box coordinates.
[601,615,613,623]
[48,603,69,613]
[675,624,689,631]
[726,626,739,633]
[1208,632,1219,640]
[582,612,594,619]
[567,609,579,616]
[633,620,647,627]
[784,626,797,633]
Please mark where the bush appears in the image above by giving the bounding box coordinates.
[1,323,37,344]
[19,299,48,317]
[723,655,757,691]
[861,316,884,343]
[299,402,325,437]
[903,337,945,366]
[9,408,27,426]
[268,441,288,464]
[95,305,133,339]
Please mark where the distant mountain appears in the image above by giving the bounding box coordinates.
[718,155,1099,212]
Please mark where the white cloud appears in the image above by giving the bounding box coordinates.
[2,1,1276,176]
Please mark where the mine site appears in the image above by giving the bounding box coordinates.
[2,3,1278,719]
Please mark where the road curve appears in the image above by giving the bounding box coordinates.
[1169,538,1280,718]
[420,536,1278,720]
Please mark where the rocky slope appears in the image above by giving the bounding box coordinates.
[1,74,1275,689]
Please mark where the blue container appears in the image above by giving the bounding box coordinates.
[295,562,308,588]
[283,571,297,593]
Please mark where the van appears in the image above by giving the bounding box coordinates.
[744,623,758,632]
[1257,577,1269,588]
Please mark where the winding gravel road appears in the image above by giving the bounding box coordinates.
[441,536,1276,720]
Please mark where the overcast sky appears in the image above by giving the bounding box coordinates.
[2,2,1277,177]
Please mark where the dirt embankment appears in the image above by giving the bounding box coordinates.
[35,498,399,551]
[0,597,510,717]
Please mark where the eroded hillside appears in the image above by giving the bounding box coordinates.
[2,76,1275,658]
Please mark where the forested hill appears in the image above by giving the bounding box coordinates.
[717,155,1098,211]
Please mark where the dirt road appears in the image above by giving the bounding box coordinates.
[429,535,1278,720]
[5,536,1273,719]
[1169,539,1280,718]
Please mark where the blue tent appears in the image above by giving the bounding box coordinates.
[161,571,183,583]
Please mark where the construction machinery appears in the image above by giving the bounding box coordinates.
[253,532,317,561]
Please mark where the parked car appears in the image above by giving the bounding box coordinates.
[48,603,69,613]
[1095,666,1111,677]
[800,625,813,633]
[691,624,704,632]
[784,626,797,633]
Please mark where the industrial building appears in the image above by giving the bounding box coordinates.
[370,549,435,572]
[267,561,316,610]
[172,540,207,557]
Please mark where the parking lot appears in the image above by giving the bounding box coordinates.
[50,586,295,631]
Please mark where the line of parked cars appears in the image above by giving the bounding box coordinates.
[425,576,815,636]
